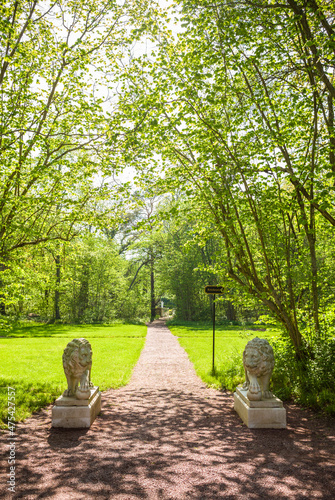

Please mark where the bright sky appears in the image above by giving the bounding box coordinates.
[114,0,182,186]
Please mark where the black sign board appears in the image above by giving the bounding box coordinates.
[204,285,224,294]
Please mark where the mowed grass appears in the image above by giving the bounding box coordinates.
[167,321,280,390]
[0,322,146,428]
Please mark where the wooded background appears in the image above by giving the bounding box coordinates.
[1,1,335,410]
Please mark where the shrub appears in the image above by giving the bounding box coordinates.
[271,336,335,416]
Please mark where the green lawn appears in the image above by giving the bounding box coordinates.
[0,322,146,428]
[167,320,280,390]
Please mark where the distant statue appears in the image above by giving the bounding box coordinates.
[62,338,94,399]
[242,337,275,401]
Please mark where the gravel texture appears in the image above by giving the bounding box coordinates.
[1,319,335,499]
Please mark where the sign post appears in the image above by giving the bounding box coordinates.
[204,286,224,373]
[212,294,216,373]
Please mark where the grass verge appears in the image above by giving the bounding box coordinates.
[168,320,335,416]
[167,320,280,390]
[0,322,146,428]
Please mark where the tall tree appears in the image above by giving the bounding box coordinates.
[125,194,166,321]
[0,0,137,314]
[117,0,335,357]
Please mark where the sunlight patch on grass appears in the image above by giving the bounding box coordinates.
[0,323,146,428]
[168,321,280,390]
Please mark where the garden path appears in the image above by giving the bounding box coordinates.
[4,319,335,499]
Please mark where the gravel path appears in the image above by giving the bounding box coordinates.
[1,319,335,499]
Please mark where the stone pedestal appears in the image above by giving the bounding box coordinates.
[234,387,286,429]
[52,387,101,428]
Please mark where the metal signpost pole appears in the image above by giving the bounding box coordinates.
[212,294,215,374]
[204,285,223,376]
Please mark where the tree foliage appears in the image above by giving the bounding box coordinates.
[0,0,141,314]
[117,0,335,358]
[0,0,153,258]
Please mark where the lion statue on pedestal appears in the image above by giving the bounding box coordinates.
[62,338,94,399]
[242,337,274,401]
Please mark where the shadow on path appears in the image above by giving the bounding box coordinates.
[2,320,334,499]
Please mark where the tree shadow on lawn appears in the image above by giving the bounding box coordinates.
[12,388,335,499]
[2,323,90,338]
[167,320,271,333]
[3,323,147,338]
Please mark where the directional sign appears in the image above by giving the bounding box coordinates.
[204,285,224,294]
[204,285,224,373]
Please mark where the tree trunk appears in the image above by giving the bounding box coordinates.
[77,262,89,320]
[279,309,307,361]
[309,205,320,335]
[0,261,7,315]
[328,94,335,175]
[54,254,61,321]
[226,300,236,321]
[150,253,155,322]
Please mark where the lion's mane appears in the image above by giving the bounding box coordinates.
[243,337,274,377]
[63,338,92,378]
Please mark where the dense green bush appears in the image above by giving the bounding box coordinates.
[271,336,335,416]
[215,352,245,392]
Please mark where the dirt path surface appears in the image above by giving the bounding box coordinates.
[1,319,335,499]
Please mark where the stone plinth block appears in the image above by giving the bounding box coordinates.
[234,387,286,429]
[52,387,101,428]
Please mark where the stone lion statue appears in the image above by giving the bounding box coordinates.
[62,338,94,399]
[242,337,274,401]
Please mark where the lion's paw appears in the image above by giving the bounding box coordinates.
[249,382,260,394]
[247,388,262,401]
